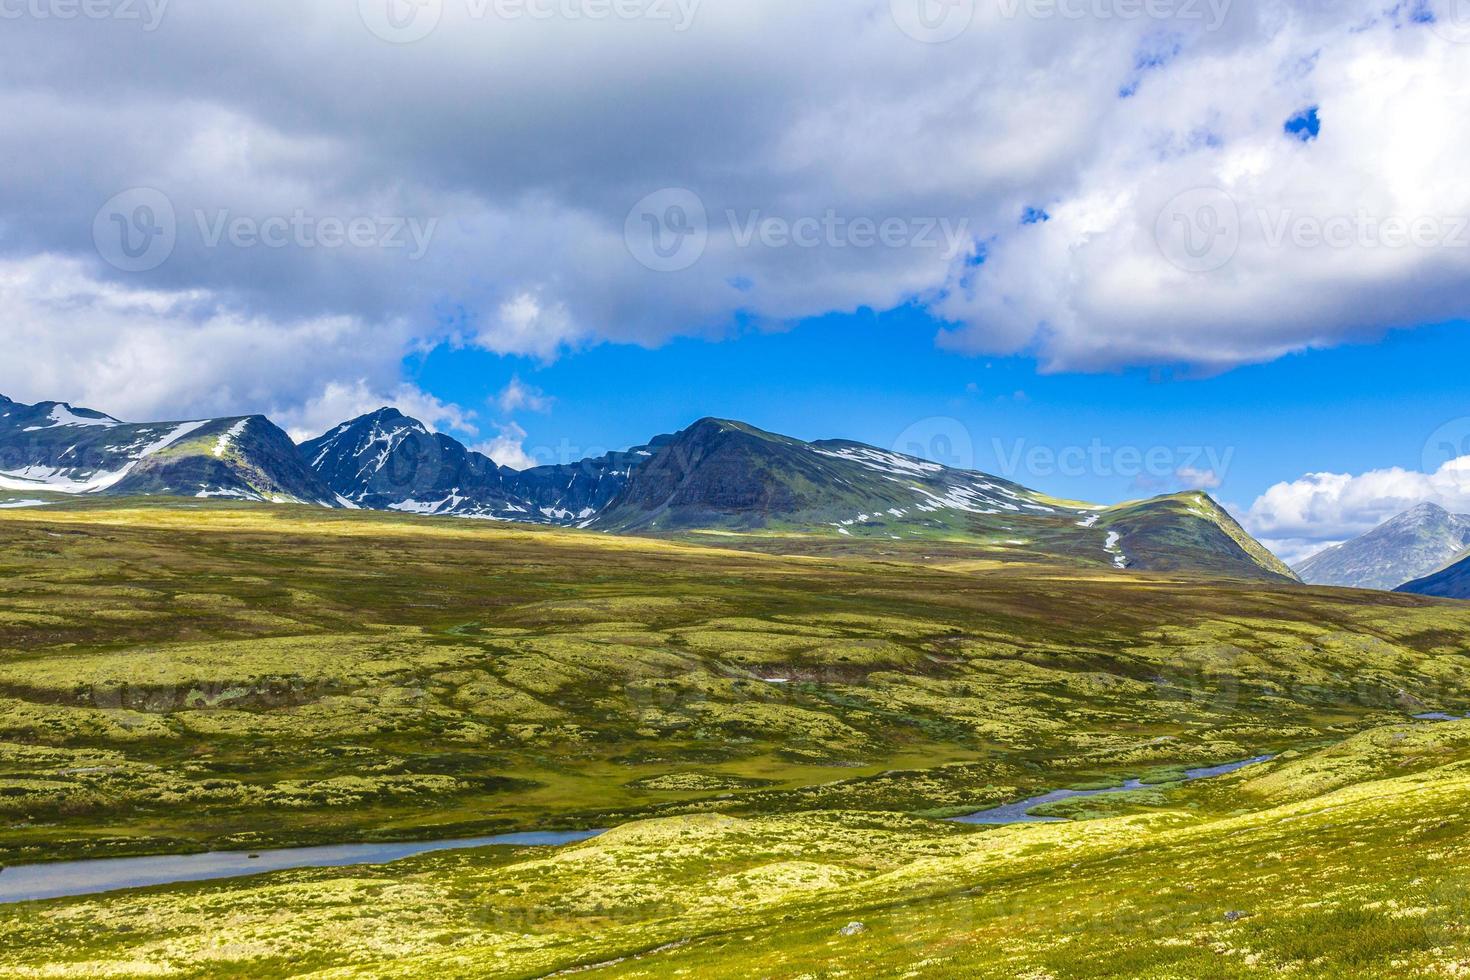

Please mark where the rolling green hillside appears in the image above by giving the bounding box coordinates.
[0,500,1450,867]
[0,501,1465,977]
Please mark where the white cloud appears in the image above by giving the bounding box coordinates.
[0,254,483,448]
[1241,455,1470,564]
[495,376,553,414]
[0,253,429,423]
[479,292,585,360]
[0,0,1466,409]
[934,7,1470,371]
[1176,466,1223,490]
[473,421,537,471]
[276,380,478,444]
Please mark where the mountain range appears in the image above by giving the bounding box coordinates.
[0,392,1304,582]
[300,408,661,524]
[1294,503,1470,595]
[1287,502,1470,602]
[0,396,337,506]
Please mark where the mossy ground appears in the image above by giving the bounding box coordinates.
[1,501,1468,976]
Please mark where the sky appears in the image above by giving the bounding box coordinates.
[1,0,1469,563]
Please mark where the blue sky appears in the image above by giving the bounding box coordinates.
[412,308,1468,512]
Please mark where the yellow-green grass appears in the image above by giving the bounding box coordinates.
[0,499,1467,873]
[3,723,1470,977]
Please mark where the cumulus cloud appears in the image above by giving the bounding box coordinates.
[1176,466,1224,491]
[276,380,478,444]
[482,294,585,361]
[1,0,1467,421]
[935,7,1470,372]
[473,421,537,471]
[1240,456,1470,564]
[495,376,553,415]
[0,253,447,425]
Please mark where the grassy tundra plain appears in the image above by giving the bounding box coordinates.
[1,501,1469,977]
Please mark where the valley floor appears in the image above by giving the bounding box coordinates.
[6,722,1470,978]
[0,502,1468,977]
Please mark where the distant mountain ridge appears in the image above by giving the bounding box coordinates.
[300,407,662,525]
[1295,503,1470,591]
[0,394,1297,581]
[0,395,336,506]
[1397,551,1470,599]
[585,417,1296,580]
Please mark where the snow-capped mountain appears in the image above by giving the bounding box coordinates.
[1296,503,1470,591]
[300,407,661,525]
[0,393,1297,582]
[299,412,1294,579]
[0,395,337,505]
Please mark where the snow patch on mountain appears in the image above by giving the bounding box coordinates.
[213,419,251,458]
[358,421,423,476]
[1105,531,1130,569]
[0,420,209,494]
[813,445,944,477]
[195,488,255,500]
[22,404,120,431]
[909,482,1008,515]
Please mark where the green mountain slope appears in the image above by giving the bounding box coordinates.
[1099,492,1299,581]
[595,419,1298,582]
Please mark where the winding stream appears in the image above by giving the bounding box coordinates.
[0,830,604,904]
[15,731,1458,904]
[951,755,1276,826]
